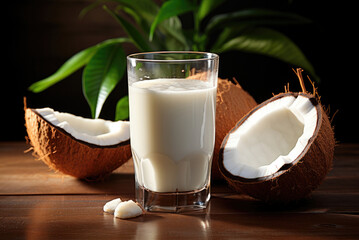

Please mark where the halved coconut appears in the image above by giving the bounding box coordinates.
[219,91,335,202]
[25,107,131,179]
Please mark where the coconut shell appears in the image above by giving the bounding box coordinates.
[213,78,257,180]
[218,92,335,202]
[25,108,132,180]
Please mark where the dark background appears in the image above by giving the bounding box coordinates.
[3,0,358,142]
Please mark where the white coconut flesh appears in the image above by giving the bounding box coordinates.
[223,95,318,179]
[35,108,130,146]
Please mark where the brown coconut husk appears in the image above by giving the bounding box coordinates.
[25,107,132,180]
[218,69,335,202]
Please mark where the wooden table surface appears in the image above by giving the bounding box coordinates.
[0,142,358,239]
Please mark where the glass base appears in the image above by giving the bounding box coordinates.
[136,184,211,213]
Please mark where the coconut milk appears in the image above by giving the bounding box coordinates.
[129,79,216,193]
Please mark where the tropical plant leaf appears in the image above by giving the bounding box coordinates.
[103,5,152,51]
[79,0,108,19]
[149,0,196,41]
[115,5,144,31]
[115,95,129,120]
[206,8,311,33]
[83,43,126,118]
[198,0,226,21]
[28,45,97,93]
[28,38,131,93]
[113,0,158,25]
[158,18,189,50]
[213,27,318,81]
[210,25,249,52]
[113,0,187,50]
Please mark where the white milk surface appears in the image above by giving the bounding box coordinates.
[129,79,216,192]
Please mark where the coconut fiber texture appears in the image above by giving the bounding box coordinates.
[25,108,132,180]
[219,92,335,202]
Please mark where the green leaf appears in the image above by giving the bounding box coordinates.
[28,45,97,93]
[210,25,249,52]
[149,0,196,41]
[115,5,143,30]
[28,38,131,93]
[159,18,188,50]
[113,0,159,23]
[113,0,188,50]
[115,95,129,120]
[103,5,152,51]
[79,0,108,19]
[213,27,318,81]
[198,0,226,21]
[83,44,126,118]
[206,8,311,33]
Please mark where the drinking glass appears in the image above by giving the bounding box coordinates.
[127,51,219,212]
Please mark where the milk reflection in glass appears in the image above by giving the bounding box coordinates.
[129,78,216,192]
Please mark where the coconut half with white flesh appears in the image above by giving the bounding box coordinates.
[219,91,335,202]
[25,107,131,179]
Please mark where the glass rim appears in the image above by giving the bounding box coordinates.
[127,51,219,62]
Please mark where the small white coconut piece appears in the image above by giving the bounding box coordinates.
[103,198,122,214]
[114,200,143,219]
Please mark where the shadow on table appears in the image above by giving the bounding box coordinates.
[75,172,135,195]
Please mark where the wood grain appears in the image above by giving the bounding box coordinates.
[1,142,358,239]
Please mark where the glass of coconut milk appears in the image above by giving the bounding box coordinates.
[127,51,218,212]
